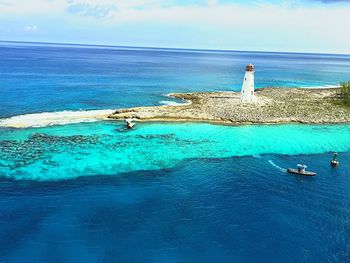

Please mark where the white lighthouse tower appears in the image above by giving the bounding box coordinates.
[240,64,256,102]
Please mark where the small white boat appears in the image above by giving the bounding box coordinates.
[124,118,135,129]
[287,164,316,176]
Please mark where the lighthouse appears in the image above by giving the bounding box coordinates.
[240,64,256,102]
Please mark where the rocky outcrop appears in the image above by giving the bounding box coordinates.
[108,88,350,124]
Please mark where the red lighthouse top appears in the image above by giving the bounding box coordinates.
[245,64,254,72]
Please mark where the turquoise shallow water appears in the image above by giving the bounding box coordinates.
[1,121,350,181]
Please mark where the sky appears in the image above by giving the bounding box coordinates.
[0,0,350,53]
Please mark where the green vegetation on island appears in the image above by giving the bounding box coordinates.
[340,81,350,106]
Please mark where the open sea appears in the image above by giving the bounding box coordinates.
[1,41,350,262]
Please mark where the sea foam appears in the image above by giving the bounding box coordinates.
[0,109,114,128]
[299,84,341,89]
[159,100,191,106]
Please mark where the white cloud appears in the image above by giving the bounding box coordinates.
[105,3,348,28]
[1,0,350,53]
[0,0,66,15]
[206,0,218,7]
[24,25,39,32]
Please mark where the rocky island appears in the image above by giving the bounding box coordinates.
[108,87,350,124]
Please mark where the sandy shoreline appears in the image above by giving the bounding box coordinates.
[109,87,350,125]
[0,109,114,128]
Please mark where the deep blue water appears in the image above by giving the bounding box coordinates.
[1,41,350,262]
[1,41,350,118]
[1,152,350,262]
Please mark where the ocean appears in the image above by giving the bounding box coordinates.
[1,41,350,262]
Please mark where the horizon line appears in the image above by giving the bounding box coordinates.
[1,39,349,56]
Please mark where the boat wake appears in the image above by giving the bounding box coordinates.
[0,109,115,128]
[159,100,191,106]
[268,160,286,172]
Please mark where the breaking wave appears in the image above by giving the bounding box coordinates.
[0,109,115,128]
[159,100,191,106]
[299,84,340,89]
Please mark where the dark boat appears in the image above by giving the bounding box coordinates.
[330,153,339,167]
[331,160,339,167]
[287,164,316,176]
